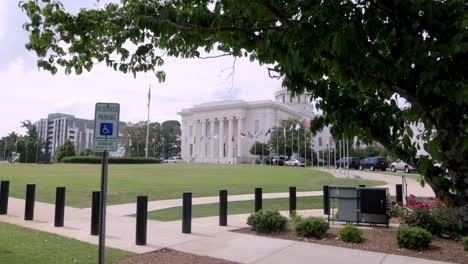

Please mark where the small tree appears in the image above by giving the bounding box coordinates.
[79,148,95,156]
[250,141,270,158]
[55,140,76,162]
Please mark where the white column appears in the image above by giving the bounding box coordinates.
[218,118,225,158]
[237,117,244,159]
[210,119,215,159]
[201,120,206,160]
[227,117,234,161]
[192,120,198,159]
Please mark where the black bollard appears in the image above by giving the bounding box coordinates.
[182,192,192,234]
[359,185,366,188]
[136,196,148,245]
[91,191,100,236]
[396,184,403,203]
[289,187,296,215]
[323,185,330,215]
[0,181,10,215]
[54,187,66,227]
[255,188,262,212]
[24,184,36,221]
[219,190,228,226]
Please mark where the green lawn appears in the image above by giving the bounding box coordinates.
[0,163,383,208]
[147,196,324,221]
[379,171,421,181]
[0,222,133,264]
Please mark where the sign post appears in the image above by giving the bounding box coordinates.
[93,103,120,264]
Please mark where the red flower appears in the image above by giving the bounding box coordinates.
[410,194,416,198]
[441,203,447,208]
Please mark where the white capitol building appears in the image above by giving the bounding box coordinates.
[178,87,333,164]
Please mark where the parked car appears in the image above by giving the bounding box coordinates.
[263,156,286,165]
[284,158,305,167]
[164,156,183,163]
[359,157,388,171]
[390,159,417,173]
[335,157,360,169]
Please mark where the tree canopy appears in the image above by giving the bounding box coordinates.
[20,0,467,219]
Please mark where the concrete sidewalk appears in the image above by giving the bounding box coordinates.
[0,198,448,264]
[106,191,322,216]
[319,168,435,197]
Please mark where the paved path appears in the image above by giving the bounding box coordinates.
[106,168,433,217]
[319,168,435,197]
[0,169,443,263]
[107,191,322,216]
[0,198,447,264]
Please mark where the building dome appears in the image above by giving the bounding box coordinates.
[274,85,310,106]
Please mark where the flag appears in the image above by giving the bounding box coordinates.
[248,131,254,139]
[304,119,311,129]
[271,128,278,135]
[289,124,294,131]
[240,132,246,138]
[265,129,271,136]
[295,123,301,131]
[254,130,263,138]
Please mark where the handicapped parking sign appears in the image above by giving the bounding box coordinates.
[100,123,113,136]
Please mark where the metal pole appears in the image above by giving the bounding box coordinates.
[54,187,66,227]
[136,196,148,245]
[98,151,109,264]
[35,141,39,163]
[182,192,192,233]
[91,191,100,236]
[24,184,35,220]
[0,181,10,214]
[289,187,296,216]
[3,139,7,161]
[347,139,350,177]
[25,140,29,163]
[304,128,306,168]
[255,188,262,212]
[145,84,151,158]
[328,144,330,169]
[219,190,228,226]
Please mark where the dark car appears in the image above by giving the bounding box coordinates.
[359,157,388,171]
[335,157,360,169]
[263,156,286,165]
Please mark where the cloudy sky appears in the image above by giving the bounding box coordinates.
[0,0,281,137]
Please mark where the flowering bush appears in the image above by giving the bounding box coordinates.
[391,202,405,218]
[402,195,463,237]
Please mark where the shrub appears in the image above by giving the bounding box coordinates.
[403,197,464,237]
[432,206,464,238]
[339,225,364,243]
[391,203,405,218]
[290,213,304,225]
[295,217,329,238]
[61,156,160,164]
[396,226,432,250]
[247,210,288,233]
[462,236,468,251]
[402,207,439,234]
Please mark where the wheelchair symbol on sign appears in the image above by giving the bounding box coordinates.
[100,123,113,136]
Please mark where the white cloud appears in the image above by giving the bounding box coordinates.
[0,55,281,136]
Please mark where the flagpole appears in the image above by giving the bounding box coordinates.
[145,84,151,158]
[283,127,286,159]
[291,125,294,158]
[276,128,278,166]
[304,125,306,168]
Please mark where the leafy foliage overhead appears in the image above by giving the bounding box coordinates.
[19,1,467,219]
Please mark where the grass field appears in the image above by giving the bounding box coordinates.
[147,196,324,221]
[0,163,383,208]
[0,222,133,264]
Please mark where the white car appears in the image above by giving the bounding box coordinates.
[164,156,183,163]
[284,159,305,167]
[390,159,417,173]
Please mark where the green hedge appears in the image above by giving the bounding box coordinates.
[61,156,160,164]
